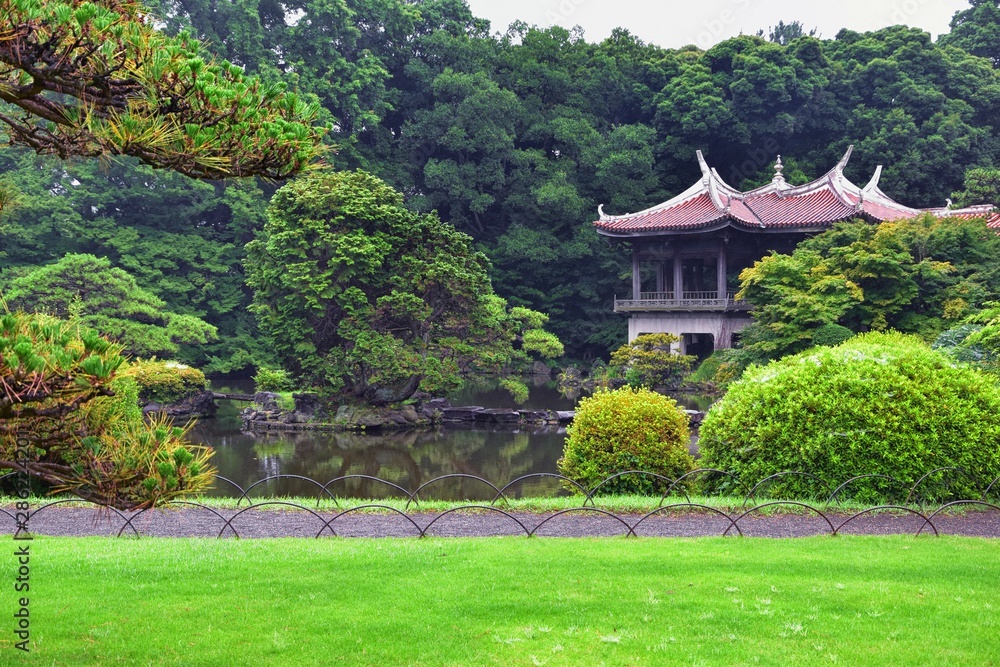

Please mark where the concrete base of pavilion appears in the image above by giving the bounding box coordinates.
[628,312,753,356]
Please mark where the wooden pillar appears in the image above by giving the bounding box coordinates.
[655,262,665,294]
[717,244,727,300]
[673,248,683,300]
[632,245,641,299]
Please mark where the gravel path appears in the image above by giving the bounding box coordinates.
[4,504,1000,538]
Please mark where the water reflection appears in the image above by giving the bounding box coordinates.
[447,376,587,410]
[190,412,569,501]
[191,381,716,500]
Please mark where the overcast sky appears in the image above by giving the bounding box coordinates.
[464,0,971,49]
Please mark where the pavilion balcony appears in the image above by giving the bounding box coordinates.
[614,291,751,313]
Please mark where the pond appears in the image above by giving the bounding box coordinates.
[189,379,715,501]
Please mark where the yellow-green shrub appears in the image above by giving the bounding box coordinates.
[609,333,696,389]
[119,359,207,404]
[253,367,294,393]
[558,387,693,495]
[78,376,215,508]
[699,332,1000,500]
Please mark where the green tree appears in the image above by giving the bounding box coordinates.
[0,0,328,509]
[0,0,325,179]
[951,167,1000,207]
[2,253,216,357]
[940,303,1000,374]
[0,147,279,373]
[245,169,562,404]
[737,214,1000,359]
[609,333,696,389]
[757,20,818,46]
[940,0,1000,66]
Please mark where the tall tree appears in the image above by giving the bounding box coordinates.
[757,20,818,46]
[245,169,562,404]
[0,148,273,373]
[940,0,1000,66]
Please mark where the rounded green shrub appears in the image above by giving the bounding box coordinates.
[811,323,854,347]
[119,359,208,405]
[699,332,1000,500]
[558,387,694,495]
[253,367,294,393]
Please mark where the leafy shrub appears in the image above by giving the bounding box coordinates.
[609,333,696,389]
[933,323,998,374]
[275,392,296,412]
[253,367,294,393]
[811,323,854,347]
[699,332,1000,500]
[119,359,208,404]
[558,387,693,495]
[687,349,743,389]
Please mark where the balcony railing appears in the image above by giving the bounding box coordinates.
[614,291,750,313]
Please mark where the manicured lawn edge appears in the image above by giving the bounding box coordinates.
[3,536,998,666]
[3,493,991,515]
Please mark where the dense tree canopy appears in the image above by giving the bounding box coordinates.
[1,253,216,357]
[940,0,1000,65]
[0,148,274,373]
[6,0,1000,364]
[737,214,1000,360]
[245,169,561,403]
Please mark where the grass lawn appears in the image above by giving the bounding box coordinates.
[1,536,998,665]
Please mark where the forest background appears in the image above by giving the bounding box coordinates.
[3,0,1000,376]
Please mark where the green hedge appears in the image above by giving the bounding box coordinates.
[699,332,1000,500]
[558,387,693,495]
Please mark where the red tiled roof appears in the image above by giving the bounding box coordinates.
[924,205,1000,229]
[745,189,857,228]
[594,148,997,236]
[594,192,727,233]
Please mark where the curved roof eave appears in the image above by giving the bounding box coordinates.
[594,216,842,238]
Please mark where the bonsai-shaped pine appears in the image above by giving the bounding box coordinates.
[0,311,214,509]
[245,170,563,405]
[0,0,325,181]
[558,387,694,496]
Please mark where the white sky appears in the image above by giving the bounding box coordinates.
[464,0,971,49]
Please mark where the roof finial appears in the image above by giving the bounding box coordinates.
[772,155,787,190]
[696,149,712,184]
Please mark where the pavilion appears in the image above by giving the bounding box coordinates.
[593,146,999,356]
